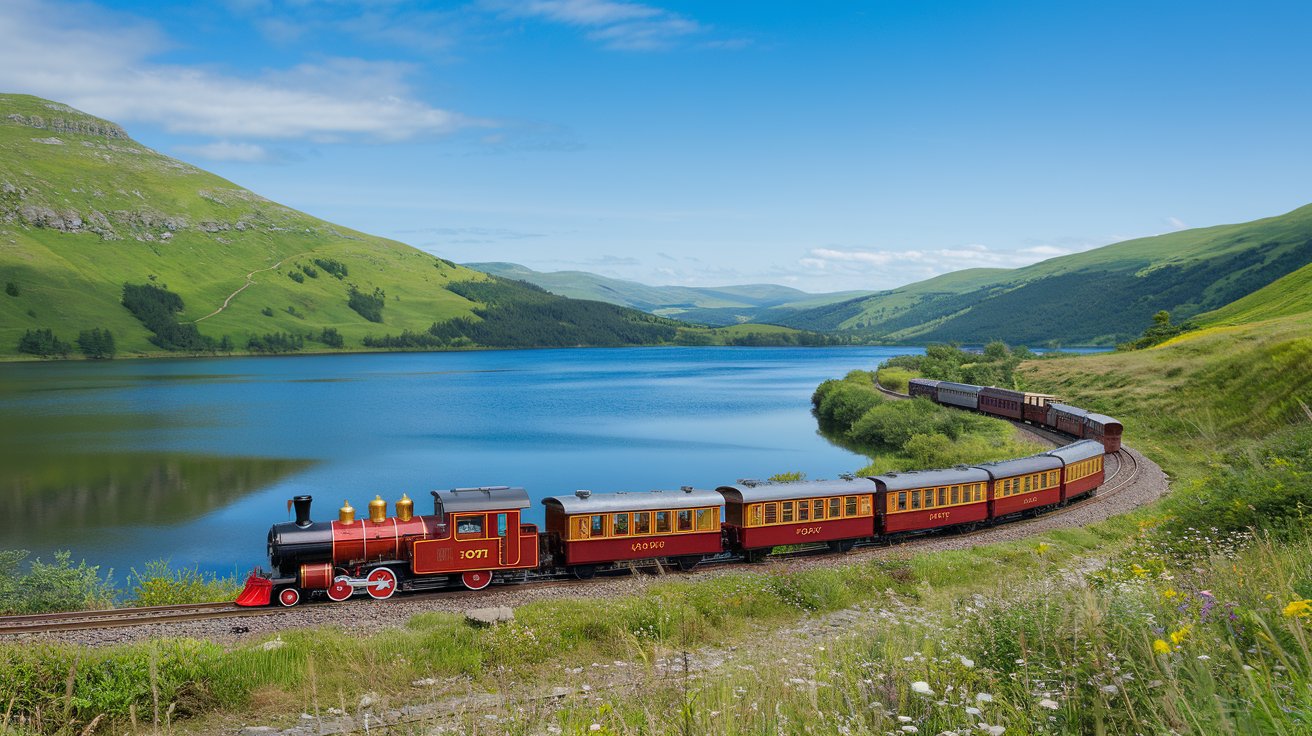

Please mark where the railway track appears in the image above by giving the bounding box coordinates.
[0,601,279,635]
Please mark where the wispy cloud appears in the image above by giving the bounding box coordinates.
[797,242,1087,289]
[176,141,275,163]
[485,0,705,50]
[0,0,485,145]
[1167,216,1188,230]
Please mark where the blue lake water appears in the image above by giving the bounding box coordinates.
[0,346,918,576]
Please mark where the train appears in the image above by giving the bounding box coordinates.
[235,378,1122,607]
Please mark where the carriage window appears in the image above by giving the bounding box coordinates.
[590,515,606,537]
[830,498,842,518]
[797,502,810,521]
[497,513,508,537]
[975,484,984,502]
[634,512,651,534]
[897,492,907,511]
[677,509,693,531]
[938,487,947,506]
[696,508,718,531]
[782,502,795,523]
[849,496,861,516]
[951,486,959,504]
[613,513,629,536]
[656,511,671,533]
[1023,476,1031,492]
[748,505,763,527]
[924,490,935,508]
[814,500,826,520]
[456,514,484,539]
[764,503,777,524]
[911,492,921,510]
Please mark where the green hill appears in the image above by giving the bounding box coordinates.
[1188,261,1312,329]
[780,205,1312,344]
[0,94,728,358]
[467,261,873,325]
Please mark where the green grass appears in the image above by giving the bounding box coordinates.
[1192,261,1312,328]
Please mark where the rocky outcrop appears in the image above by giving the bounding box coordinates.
[6,113,129,140]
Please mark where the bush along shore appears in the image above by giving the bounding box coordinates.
[0,553,243,615]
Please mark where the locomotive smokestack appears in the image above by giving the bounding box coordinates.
[293,495,313,528]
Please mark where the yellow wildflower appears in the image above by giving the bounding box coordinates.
[1169,626,1191,646]
[1131,564,1148,578]
[1283,599,1312,618]
[1152,639,1171,655]
[1162,588,1178,600]
[1036,542,1050,555]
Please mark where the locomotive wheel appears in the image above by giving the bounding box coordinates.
[365,567,398,600]
[462,570,492,590]
[276,587,301,607]
[571,565,596,580]
[326,579,354,602]
[675,555,701,572]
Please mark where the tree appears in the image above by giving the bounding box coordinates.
[76,328,116,359]
[17,328,72,358]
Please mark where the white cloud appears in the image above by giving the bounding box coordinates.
[1167,216,1188,230]
[486,0,704,50]
[176,141,274,163]
[0,0,482,144]
[796,242,1084,290]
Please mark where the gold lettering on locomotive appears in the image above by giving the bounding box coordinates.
[459,548,490,560]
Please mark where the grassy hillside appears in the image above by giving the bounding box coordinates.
[781,205,1312,345]
[0,94,756,359]
[1187,261,1312,329]
[467,261,872,325]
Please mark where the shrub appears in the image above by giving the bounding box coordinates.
[121,283,217,352]
[260,306,273,317]
[287,270,304,283]
[317,327,344,348]
[4,280,17,296]
[246,332,303,354]
[76,327,116,359]
[301,264,318,278]
[347,286,385,323]
[16,328,72,357]
[0,550,116,614]
[312,258,347,279]
[128,560,243,606]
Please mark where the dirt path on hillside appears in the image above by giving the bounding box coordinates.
[193,257,300,323]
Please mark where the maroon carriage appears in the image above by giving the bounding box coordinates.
[717,478,877,560]
[1084,413,1123,453]
[908,378,941,400]
[975,455,1065,518]
[541,488,724,577]
[978,386,1026,420]
[1047,402,1090,437]
[870,467,991,535]
[1045,439,1105,501]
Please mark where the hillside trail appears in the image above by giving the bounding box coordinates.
[193,255,307,323]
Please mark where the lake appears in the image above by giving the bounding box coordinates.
[0,346,917,576]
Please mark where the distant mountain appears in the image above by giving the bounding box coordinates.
[466,262,874,326]
[779,204,1312,345]
[0,94,749,357]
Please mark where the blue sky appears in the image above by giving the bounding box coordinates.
[3,0,1310,292]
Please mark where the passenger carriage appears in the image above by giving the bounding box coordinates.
[869,467,991,534]
[978,386,1026,420]
[541,488,724,577]
[975,455,1064,518]
[1084,413,1123,453]
[1021,391,1059,425]
[1047,402,1090,437]
[717,478,877,560]
[935,381,983,410]
[907,378,941,400]
[1045,440,1105,501]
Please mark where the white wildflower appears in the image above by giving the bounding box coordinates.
[1038,698,1059,710]
[960,656,975,668]
[975,693,993,703]
[1197,655,1211,661]
[912,681,934,695]
[898,716,913,723]
[901,727,919,734]
[1100,685,1119,695]
[966,707,981,716]
[589,725,602,733]
[986,726,1006,736]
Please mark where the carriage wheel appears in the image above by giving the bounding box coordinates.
[366,567,398,600]
[462,570,492,590]
[276,587,301,607]
[828,539,856,553]
[571,565,596,580]
[326,579,354,601]
[745,549,768,563]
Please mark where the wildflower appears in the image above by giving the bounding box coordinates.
[1169,626,1191,645]
[898,716,913,723]
[960,656,975,668]
[1162,588,1178,600]
[1152,639,1171,655]
[1038,698,1059,710]
[1197,655,1211,661]
[976,693,993,703]
[985,726,1006,736]
[1035,542,1050,555]
[1100,685,1119,695]
[901,727,919,734]
[966,707,981,716]
[912,681,934,695]
[589,725,601,733]
[1282,599,1312,618]
[1131,564,1148,578]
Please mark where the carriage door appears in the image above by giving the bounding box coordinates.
[498,511,522,565]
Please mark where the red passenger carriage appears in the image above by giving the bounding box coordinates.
[975,455,1064,518]
[1045,440,1105,501]
[717,478,876,560]
[870,467,991,534]
[1047,402,1090,437]
[1084,413,1123,453]
[541,488,723,577]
